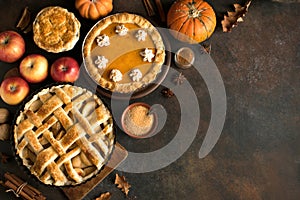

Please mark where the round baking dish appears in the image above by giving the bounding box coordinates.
[121,102,158,139]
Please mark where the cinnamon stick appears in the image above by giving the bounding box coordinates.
[5,172,36,198]
[5,180,34,200]
[155,0,166,22]
[27,183,44,197]
[143,0,155,16]
[3,172,46,200]
[11,173,44,198]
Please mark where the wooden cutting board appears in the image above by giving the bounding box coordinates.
[62,143,128,200]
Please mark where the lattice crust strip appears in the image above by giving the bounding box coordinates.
[14,85,115,186]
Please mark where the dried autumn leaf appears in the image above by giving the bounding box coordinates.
[95,192,111,200]
[221,0,252,32]
[115,174,131,196]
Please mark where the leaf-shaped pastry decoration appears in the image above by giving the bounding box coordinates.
[95,192,111,200]
[221,0,252,32]
[115,174,131,196]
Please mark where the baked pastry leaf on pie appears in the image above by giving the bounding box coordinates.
[14,85,115,186]
[83,13,165,93]
[33,6,81,53]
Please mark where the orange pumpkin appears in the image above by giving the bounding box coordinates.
[75,0,113,20]
[167,0,216,43]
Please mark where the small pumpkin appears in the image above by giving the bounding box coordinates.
[167,0,216,43]
[75,0,113,20]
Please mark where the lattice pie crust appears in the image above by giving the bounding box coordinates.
[14,85,115,186]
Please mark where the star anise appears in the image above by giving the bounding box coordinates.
[161,88,174,98]
[0,152,9,164]
[173,72,186,85]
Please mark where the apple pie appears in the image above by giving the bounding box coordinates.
[82,13,165,93]
[33,6,81,53]
[13,84,115,186]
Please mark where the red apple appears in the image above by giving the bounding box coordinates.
[0,77,29,105]
[19,54,48,83]
[50,57,80,83]
[0,31,25,63]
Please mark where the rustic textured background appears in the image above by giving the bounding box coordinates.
[0,0,299,199]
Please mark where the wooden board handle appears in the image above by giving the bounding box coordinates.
[62,143,128,200]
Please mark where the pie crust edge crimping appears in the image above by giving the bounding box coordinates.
[83,12,166,93]
[33,6,81,53]
[13,84,115,186]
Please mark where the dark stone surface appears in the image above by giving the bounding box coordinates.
[0,0,299,199]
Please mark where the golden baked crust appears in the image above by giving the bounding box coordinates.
[14,85,115,186]
[33,6,81,53]
[83,13,165,93]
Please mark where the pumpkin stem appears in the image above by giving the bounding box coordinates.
[189,9,201,18]
[187,2,205,18]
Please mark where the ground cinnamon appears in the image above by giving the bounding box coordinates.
[123,105,154,136]
[177,48,194,65]
[175,47,195,69]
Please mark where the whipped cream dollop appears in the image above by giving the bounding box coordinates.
[96,34,110,47]
[110,69,123,82]
[95,55,108,69]
[140,48,155,62]
[115,24,128,36]
[135,30,147,41]
[129,69,143,82]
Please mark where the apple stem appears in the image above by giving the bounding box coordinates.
[10,85,16,92]
[2,38,9,45]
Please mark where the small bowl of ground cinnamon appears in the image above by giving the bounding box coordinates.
[121,102,157,139]
[174,47,195,69]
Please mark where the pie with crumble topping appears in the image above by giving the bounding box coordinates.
[14,84,115,186]
[82,13,165,93]
[33,6,81,53]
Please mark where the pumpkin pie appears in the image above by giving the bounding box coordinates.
[13,84,115,186]
[33,6,81,53]
[82,13,165,93]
